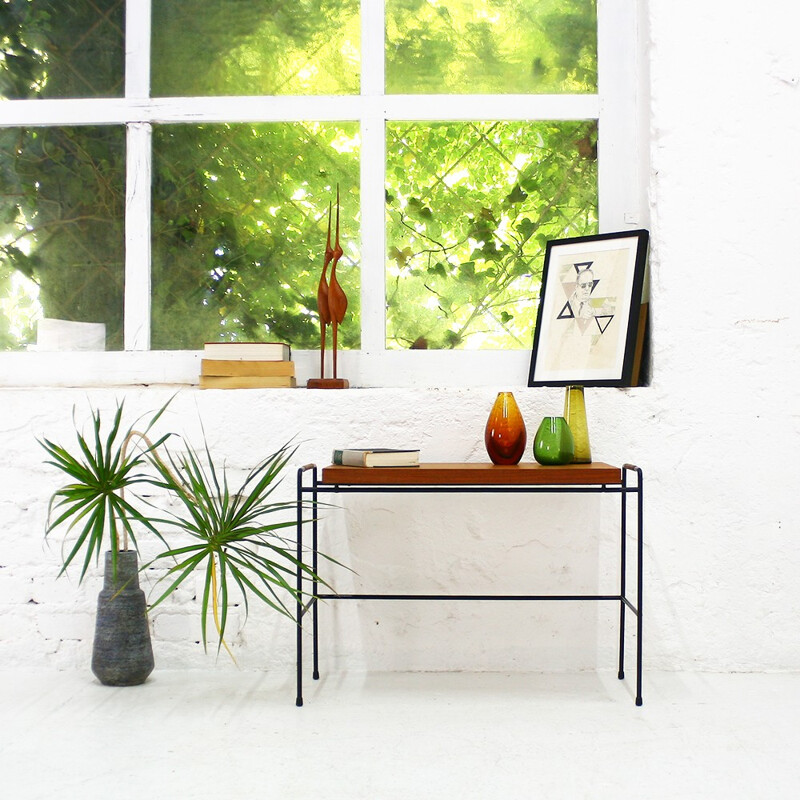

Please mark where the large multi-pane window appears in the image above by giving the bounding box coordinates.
[0,0,642,386]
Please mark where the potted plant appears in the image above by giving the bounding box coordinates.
[41,400,171,685]
[42,400,333,679]
[144,436,330,656]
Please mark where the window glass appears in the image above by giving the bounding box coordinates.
[0,0,628,385]
[385,0,597,94]
[385,120,597,350]
[0,0,124,100]
[151,0,360,97]
[0,126,126,351]
[151,122,361,350]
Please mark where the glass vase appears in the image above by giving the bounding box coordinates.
[484,391,527,465]
[564,385,592,463]
[533,416,575,466]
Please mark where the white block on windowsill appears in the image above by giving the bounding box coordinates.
[32,318,106,352]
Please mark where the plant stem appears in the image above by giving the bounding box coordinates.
[210,553,236,664]
[120,429,185,551]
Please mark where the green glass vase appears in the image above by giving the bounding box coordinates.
[533,416,575,466]
[564,385,592,464]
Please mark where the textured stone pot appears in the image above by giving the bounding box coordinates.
[91,550,154,686]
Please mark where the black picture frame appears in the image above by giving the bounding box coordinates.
[528,229,649,387]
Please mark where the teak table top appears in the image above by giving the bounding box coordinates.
[319,462,622,487]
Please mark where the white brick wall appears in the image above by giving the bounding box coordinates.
[2,1,800,676]
[1,387,639,673]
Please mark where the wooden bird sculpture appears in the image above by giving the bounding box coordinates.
[327,186,348,380]
[316,202,334,378]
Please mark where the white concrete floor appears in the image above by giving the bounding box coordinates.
[1,669,797,799]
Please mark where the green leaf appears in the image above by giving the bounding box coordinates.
[41,398,173,583]
[458,261,476,280]
[504,184,528,205]
[516,218,535,239]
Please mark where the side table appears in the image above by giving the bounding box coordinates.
[294,462,643,706]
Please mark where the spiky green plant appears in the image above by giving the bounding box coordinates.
[40,400,172,582]
[145,439,330,654]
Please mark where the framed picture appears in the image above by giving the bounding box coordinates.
[528,230,649,387]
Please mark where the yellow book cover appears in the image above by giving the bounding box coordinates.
[201,359,295,377]
[199,375,297,389]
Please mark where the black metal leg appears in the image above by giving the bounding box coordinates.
[635,468,644,707]
[295,627,303,706]
[295,467,305,707]
[619,469,627,681]
[312,475,320,680]
[622,464,644,707]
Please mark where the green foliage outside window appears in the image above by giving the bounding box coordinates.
[386,120,597,349]
[0,0,599,353]
[151,0,360,96]
[0,125,126,350]
[0,0,124,100]
[151,123,361,350]
[386,0,596,94]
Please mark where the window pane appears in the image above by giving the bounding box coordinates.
[151,0,360,97]
[0,0,124,100]
[385,120,597,350]
[386,0,597,94]
[0,126,125,351]
[152,122,360,350]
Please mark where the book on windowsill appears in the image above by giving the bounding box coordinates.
[201,359,296,378]
[331,448,420,468]
[199,375,297,389]
[203,341,291,361]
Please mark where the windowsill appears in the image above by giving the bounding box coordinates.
[0,349,540,389]
[0,348,651,389]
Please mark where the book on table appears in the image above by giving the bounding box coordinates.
[203,341,291,361]
[199,375,297,389]
[332,448,420,468]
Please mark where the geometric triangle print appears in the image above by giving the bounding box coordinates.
[594,314,614,334]
[561,280,577,298]
[557,301,575,320]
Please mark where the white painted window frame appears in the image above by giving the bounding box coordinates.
[0,0,647,388]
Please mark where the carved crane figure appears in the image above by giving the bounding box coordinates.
[327,186,348,380]
[316,202,333,379]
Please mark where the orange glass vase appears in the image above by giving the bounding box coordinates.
[484,391,527,465]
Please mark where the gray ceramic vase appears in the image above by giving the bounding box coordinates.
[91,550,154,686]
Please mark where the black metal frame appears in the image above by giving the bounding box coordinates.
[528,229,650,387]
[295,464,643,707]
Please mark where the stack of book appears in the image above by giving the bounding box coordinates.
[199,342,296,389]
